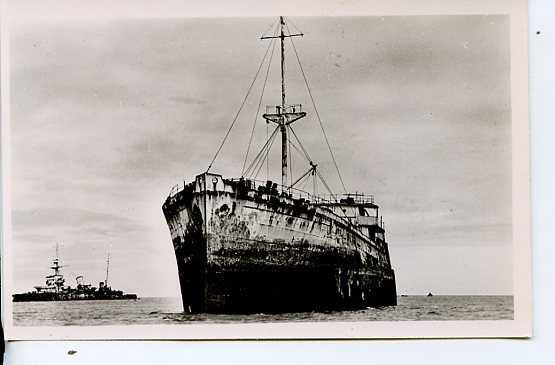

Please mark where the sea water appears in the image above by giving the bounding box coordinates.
[13,295,513,326]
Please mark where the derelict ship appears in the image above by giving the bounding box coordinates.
[162,17,396,313]
[13,249,137,302]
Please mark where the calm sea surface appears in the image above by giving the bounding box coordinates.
[13,296,513,326]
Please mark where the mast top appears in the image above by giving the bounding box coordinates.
[260,16,304,41]
[260,16,303,108]
[260,15,305,122]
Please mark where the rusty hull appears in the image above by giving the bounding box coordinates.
[163,173,397,313]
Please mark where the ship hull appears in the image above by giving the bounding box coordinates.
[12,293,138,302]
[163,174,396,313]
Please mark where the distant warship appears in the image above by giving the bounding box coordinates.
[162,17,396,313]
[13,247,137,302]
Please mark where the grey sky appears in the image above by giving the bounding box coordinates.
[9,16,512,296]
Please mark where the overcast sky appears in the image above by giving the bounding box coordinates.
[9,15,512,297]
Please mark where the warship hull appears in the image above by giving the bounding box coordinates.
[12,292,138,302]
[163,173,397,313]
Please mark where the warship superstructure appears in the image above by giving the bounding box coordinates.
[162,17,396,313]
[13,249,137,302]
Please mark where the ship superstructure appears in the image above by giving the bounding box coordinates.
[13,247,138,302]
[162,17,396,313]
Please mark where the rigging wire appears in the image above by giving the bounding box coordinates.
[244,125,280,177]
[288,138,311,164]
[241,28,279,176]
[286,22,348,194]
[315,169,337,202]
[288,126,293,187]
[284,17,303,36]
[245,125,279,178]
[287,135,322,192]
[251,129,278,179]
[253,129,280,180]
[301,172,311,192]
[205,30,276,173]
[291,170,311,193]
[266,120,269,180]
[313,173,318,199]
[288,126,314,164]
[261,18,280,39]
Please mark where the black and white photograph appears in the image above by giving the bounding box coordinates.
[1,0,530,340]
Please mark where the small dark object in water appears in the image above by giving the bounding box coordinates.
[427,292,433,297]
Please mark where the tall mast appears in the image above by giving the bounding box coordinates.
[52,242,61,277]
[261,16,305,192]
[105,253,110,287]
[279,16,287,190]
[50,242,66,292]
[280,16,286,108]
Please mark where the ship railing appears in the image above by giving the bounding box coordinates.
[227,178,336,204]
[316,193,375,205]
[265,104,303,115]
[168,182,187,198]
[168,178,375,205]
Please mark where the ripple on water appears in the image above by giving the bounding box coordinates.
[12,295,514,326]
